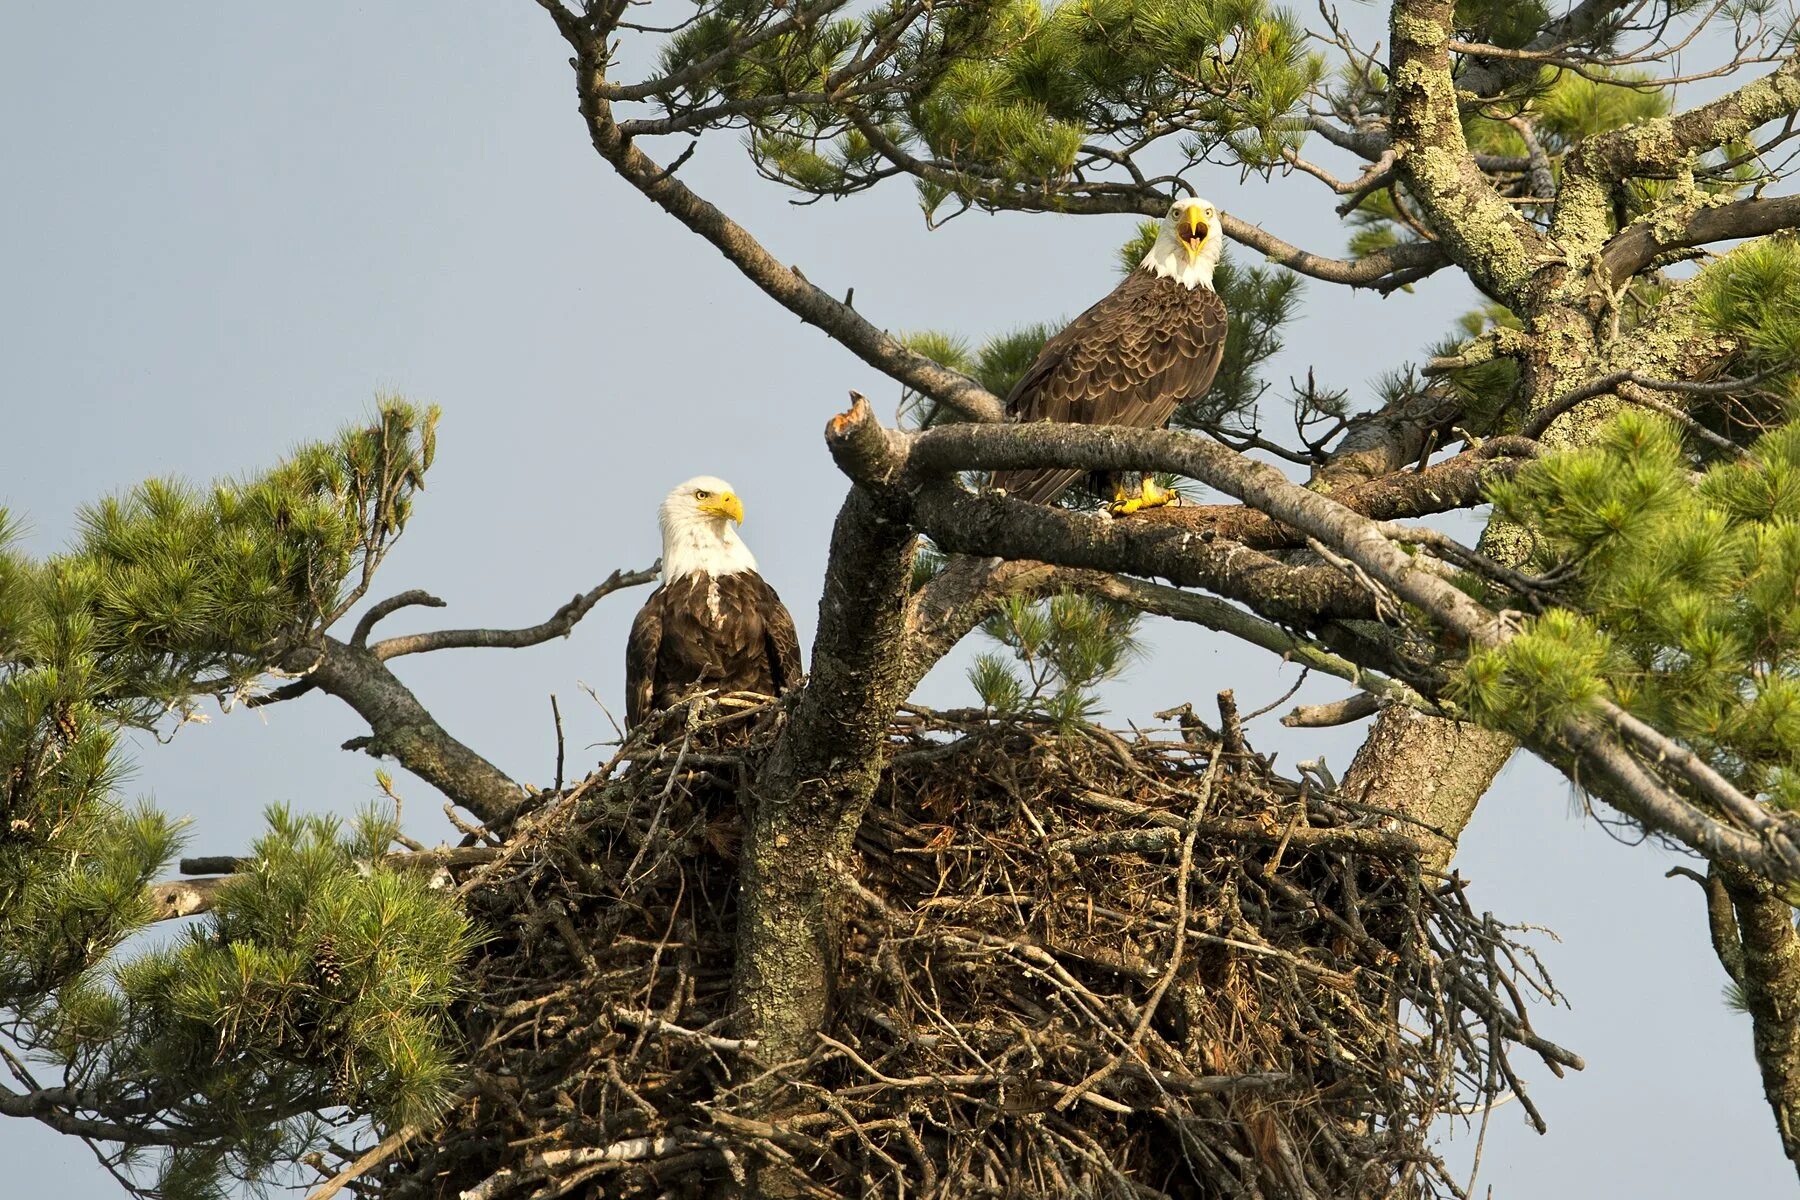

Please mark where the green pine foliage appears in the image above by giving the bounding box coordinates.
[671,0,1323,212]
[1695,235,1800,410]
[1458,243,1800,815]
[972,591,1143,724]
[0,403,470,1198]
[127,807,475,1123]
[1461,409,1800,807]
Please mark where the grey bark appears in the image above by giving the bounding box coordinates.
[732,401,920,1069]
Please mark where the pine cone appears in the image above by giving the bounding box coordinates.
[313,935,344,987]
[330,1057,356,1105]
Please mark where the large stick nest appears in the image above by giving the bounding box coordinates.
[397,699,1576,1200]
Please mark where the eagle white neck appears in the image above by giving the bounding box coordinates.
[1140,229,1221,289]
[659,505,759,583]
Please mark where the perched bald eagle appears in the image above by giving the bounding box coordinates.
[625,476,803,732]
[991,196,1229,512]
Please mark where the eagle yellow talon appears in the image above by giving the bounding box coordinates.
[1138,481,1177,509]
[1108,479,1177,516]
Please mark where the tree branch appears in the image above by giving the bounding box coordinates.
[840,409,1800,882]
[1455,0,1640,98]
[149,847,501,922]
[1283,691,1383,728]
[1602,193,1800,282]
[1556,52,1800,256]
[1387,0,1548,305]
[368,566,657,660]
[732,396,922,1074]
[1668,865,1745,986]
[352,589,448,648]
[305,637,528,822]
[1136,436,1538,548]
[544,23,1006,423]
[0,1084,192,1146]
[1719,865,1800,1178]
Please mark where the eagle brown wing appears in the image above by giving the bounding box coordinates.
[747,574,804,695]
[991,270,1229,505]
[624,586,666,731]
[624,573,804,735]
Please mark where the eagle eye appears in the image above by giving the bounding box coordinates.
[694,489,711,499]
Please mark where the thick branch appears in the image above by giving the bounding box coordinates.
[903,422,1501,635]
[913,488,1379,625]
[1283,691,1383,728]
[1137,436,1537,548]
[1720,865,1800,1177]
[1556,52,1800,254]
[1579,52,1800,182]
[733,397,922,1069]
[352,589,447,649]
[845,411,1800,882]
[369,566,657,660]
[307,637,526,822]
[1388,0,1547,304]
[0,1085,190,1146]
[1602,193,1800,281]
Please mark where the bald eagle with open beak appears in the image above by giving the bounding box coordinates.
[625,477,803,732]
[991,196,1229,513]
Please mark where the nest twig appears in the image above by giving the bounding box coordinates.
[386,703,1575,1200]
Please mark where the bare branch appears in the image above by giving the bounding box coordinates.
[1602,193,1800,282]
[352,589,448,648]
[0,1084,191,1147]
[1283,692,1383,728]
[150,847,502,922]
[1521,368,1783,441]
[541,25,1007,423]
[1667,865,1745,986]
[305,1124,425,1200]
[369,566,658,660]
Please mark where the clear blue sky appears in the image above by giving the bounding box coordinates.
[0,3,1790,1195]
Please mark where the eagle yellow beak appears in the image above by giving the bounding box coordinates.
[1181,208,1209,260]
[699,492,745,525]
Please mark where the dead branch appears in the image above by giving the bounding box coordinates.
[368,566,657,660]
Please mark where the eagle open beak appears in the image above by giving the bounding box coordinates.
[1181,209,1209,260]
[700,492,745,525]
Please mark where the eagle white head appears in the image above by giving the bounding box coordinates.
[1141,196,1224,289]
[658,475,759,583]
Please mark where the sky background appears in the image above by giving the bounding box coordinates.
[0,3,1792,1195]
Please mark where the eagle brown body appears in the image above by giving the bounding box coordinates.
[992,201,1230,508]
[625,570,802,731]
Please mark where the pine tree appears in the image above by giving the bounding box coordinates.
[13,0,1800,1195]
[0,405,474,1196]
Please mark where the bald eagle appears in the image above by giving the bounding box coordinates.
[625,477,803,732]
[991,196,1229,513]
